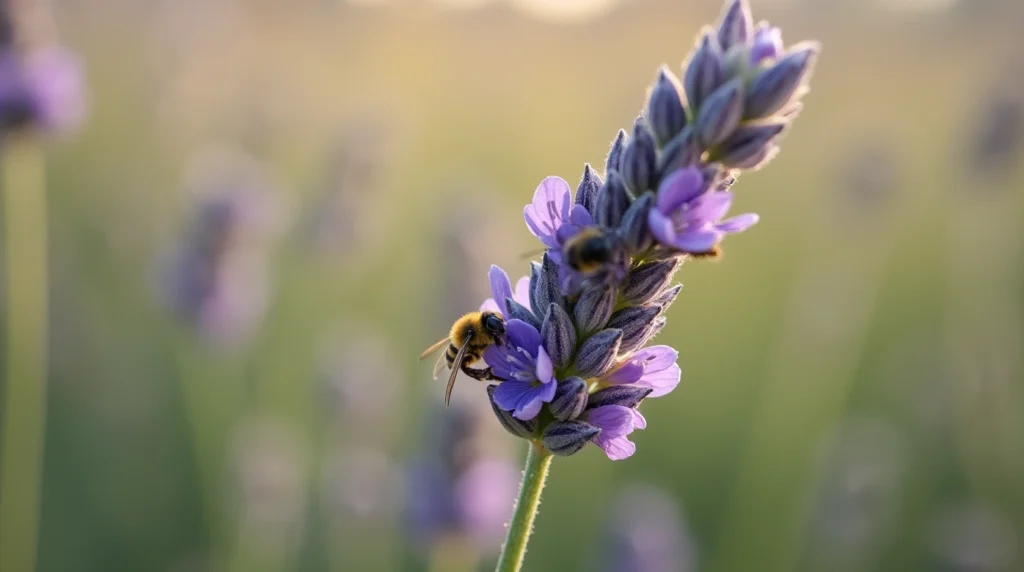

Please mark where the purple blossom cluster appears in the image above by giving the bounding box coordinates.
[477,0,818,460]
[0,35,85,136]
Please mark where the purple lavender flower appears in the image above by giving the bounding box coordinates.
[0,45,85,135]
[601,345,681,398]
[405,403,518,557]
[586,405,647,461]
[648,167,758,254]
[523,176,594,264]
[485,319,557,420]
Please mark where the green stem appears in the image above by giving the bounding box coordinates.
[0,136,48,572]
[495,442,553,572]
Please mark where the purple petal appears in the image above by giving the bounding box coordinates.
[555,223,582,244]
[488,265,514,316]
[587,405,636,439]
[513,277,531,310]
[638,363,681,398]
[687,191,733,224]
[534,345,554,384]
[479,298,501,314]
[493,380,544,420]
[604,361,646,385]
[594,434,637,461]
[484,346,517,380]
[672,230,720,252]
[656,168,705,214]
[506,319,542,357]
[538,376,558,402]
[568,204,593,227]
[630,408,647,430]
[716,213,759,233]
[524,177,572,241]
[632,345,678,372]
[648,208,677,246]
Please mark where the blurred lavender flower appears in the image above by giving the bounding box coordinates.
[929,503,1019,572]
[599,484,696,572]
[0,8,86,137]
[405,402,518,558]
[159,146,284,348]
[471,0,818,460]
[318,330,400,433]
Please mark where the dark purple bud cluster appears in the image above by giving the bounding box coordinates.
[473,0,818,461]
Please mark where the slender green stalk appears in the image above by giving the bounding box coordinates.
[0,136,49,572]
[495,442,552,572]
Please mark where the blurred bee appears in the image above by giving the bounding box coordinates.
[420,311,506,407]
[563,226,619,275]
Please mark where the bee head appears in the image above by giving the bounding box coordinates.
[481,311,506,346]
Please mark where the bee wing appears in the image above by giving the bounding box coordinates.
[419,337,450,361]
[432,350,449,381]
[444,335,473,408]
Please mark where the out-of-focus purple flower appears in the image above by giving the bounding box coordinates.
[480,264,531,316]
[587,404,647,461]
[523,176,594,264]
[601,345,681,398]
[159,148,284,348]
[319,331,400,433]
[485,319,557,420]
[0,45,85,135]
[600,484,696,572]
[405,403,517,557]
[648,167,758,254]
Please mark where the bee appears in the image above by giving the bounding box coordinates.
[420,311,506,407]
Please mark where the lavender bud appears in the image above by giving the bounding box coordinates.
[549,377,589,422]
[621,119,658,196]
[605,129,628,175]
[528,261,542,314]
[541,303,577,369]
[658,127,702,177]
[574,285,617,334]
[588,386,653,410]
[487,385,537,439]
[531,254,564,314]
[619,193,654,253]
[542,420,601,457]
[652,284,683,309]
[647,67,688,147]
[607,305,662,353]
[642,316,668,346]
[596,171,632,229]
[696,77,744,148]
[575,163,603,216]
[745,43,819,120]
[683,32,724,113]
[575,329,622,378]
[716,122,786,169]
[717,0,753,51]
[506,297,541,331]
[750,23,783,66]
[621,259,681,304]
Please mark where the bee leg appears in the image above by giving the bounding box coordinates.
[461,363,503,382]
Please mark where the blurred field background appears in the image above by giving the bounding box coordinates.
[2,0,1023,570]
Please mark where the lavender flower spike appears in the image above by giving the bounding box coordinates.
[485,319,557,420]
[648,167,758,254]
